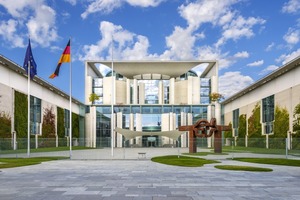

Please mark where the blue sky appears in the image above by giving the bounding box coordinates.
[0,0,300,102]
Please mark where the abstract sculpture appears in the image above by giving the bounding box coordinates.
[179,118,231,153]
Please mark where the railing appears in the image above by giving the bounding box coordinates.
[0,137,299,159]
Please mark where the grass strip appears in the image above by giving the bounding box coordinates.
[232,158,300,167]
[182,152,228,156]
[151,155,219,167]
[215,165,272,172]
[0,157,68,169]
[0,146,94,154]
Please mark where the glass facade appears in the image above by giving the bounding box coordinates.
[64,109,70,136]
[262,95,274,134]
[200,78,210,104]
[30,96,41,135]
[89,64,215,148]
[95,105,208,147]
[92,78,103,105]
[232,109,239,137]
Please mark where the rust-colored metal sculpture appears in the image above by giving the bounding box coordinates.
[179,118,231,153]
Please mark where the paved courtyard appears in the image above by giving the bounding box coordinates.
[0,150,300,200]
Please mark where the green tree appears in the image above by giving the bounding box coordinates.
[41,107,56,138]
[273,106,289,138]
[72,112,79,138]
[248,103,262,138]
[89,93,99,104]
[293,103,300,135]
[57,107,65,138]
[224,122,232,138]
[239,114,247,137]
[0,112,11,138]
[237,114,246,146]
[15,91,27,138]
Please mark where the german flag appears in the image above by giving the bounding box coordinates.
[49,40,71,79]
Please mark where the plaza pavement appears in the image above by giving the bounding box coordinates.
[0,148,300,200]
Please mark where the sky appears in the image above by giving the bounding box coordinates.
[0,0,300,103]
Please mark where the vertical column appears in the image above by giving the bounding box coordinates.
[180,112,186,147]
[117,112,123,147]
[138,82,145,104]
[158,81,163,105]
[126,79,131,104]
[133,79,138,104]
[207,104,212,148]
[161,113,170,146]
[187,77,193,105]
[129,113,134,146]
[187,113,193,149]
[169,78,175,104]
[136,113,142,146]
[85,76,93,105]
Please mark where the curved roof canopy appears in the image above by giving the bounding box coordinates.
[87,60,216,79]
[115,127,186,141]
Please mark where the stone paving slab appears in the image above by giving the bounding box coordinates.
[0,156,300,200]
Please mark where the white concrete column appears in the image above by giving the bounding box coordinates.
[207,105,212,148]
[161,113,170,146]
[117,112,123,147]
[133,79,138,104]
[158,81,163,104]
[181,112,187,147]
[85,76,93,105]
[129,113,134,145]
[187,77,193,105]
[136,113,142,146]
[126,79,131,104]
[169,78,175,104]
[138,82,145,104]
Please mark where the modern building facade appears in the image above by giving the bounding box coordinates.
[222,56,300,149]
[85,60,220,148]
[0,55,85,149]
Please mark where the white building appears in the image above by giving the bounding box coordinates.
[0,55,85,149]
[85,60,220,148]
[222,56,300,149]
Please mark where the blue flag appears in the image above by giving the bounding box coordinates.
[23,39,37,79]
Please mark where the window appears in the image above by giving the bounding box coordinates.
[232,109,239,137]
[200,78,210,104]
[30,96,41,135]
[262,95,274,134]
[64,109,70,136]
[92,78,103,105]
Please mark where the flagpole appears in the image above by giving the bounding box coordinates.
[111,37,114,157]
[27,60,31,157]
[69,38,72,159]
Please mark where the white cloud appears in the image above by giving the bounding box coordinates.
[78,21,157,61]
[283,28,300,46]
[178,0,238,29]
[219,71,254,98]
[282,0,300,14]
[161,26,195,60]
[64,0,77,6]
[27,5,58,47]
[247,60,264,67]
[216,15,265,47]
[0,0,38,18]
[0,0,58,47]
[260,65,279,75]
[265,42,275,51]
[81,0,164,19]
[234,51,249,58]
[127,0,164,7]
[276,48,300,64]
[0,19,24,47]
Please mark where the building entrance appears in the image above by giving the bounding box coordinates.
[142,136,158,147]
